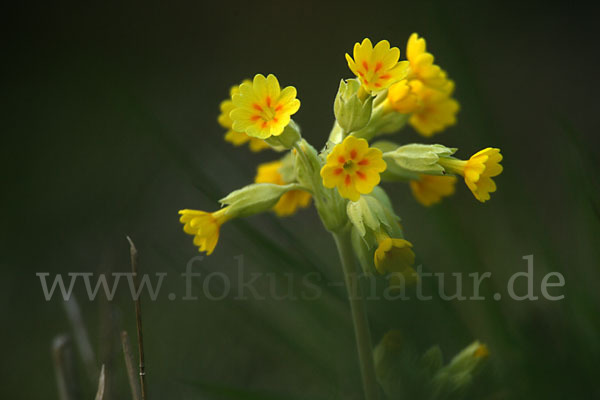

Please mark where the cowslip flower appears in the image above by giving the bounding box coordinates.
[230,74,300,139]
[406,33,448,90]
[321,136,387,201]
[438,148,503,202]
[385,79,420,114]
[373,232,416,278]
[408,80,459,137]
[346,39,409,94]
[179,208,232,255]
[409,174,457,206]
[218,81,270,152]
[255,160,311,216]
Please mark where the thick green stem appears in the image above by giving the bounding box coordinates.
[333,231,380,400]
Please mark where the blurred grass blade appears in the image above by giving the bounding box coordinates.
[63,296,98,383]
[95,364,106,400]
[52,335,81,400]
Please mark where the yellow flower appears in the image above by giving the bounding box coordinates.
[346,38,409,94]
[219,83,271,152]
[406,33,448,90]
[255,161,312,216]
[178,208,232,255]
[320,136,387,201]
[408,80,459,137]
[383,79,458,136]
[385,79,420,114]
[409,174,457,206]
[373,233,416,279]
[219,81,269,151]
[438,148,503,202]
[230,74,300,139]
[217,79,270,152]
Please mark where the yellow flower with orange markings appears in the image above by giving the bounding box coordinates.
[409,174,457,206]
[179,208,233,255]
[406,33,449,90]
[219,81,270,152]
[439,148,503,202]
[408,80,459,137]
[321,136,387,201]
[255,160,311,216]
[230,74,300,139]
[373,232,416,278]
[346,39,409,94]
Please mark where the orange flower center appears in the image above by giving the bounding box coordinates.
[356,61,392,88]
[333,149,370,185]
[250,96,283,129]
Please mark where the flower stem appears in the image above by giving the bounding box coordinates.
[333,230,380,400]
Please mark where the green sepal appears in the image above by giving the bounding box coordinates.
[264,120,302,149]
[384,143,457,175]
[219,183,300,218]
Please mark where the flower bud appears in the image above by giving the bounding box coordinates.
[431,341,489,397]
[444,341,489,374]
[334,78,373,133]
[347,190,407,276]
[347,196,381,237]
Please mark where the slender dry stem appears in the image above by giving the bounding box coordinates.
[127,236,148,400]
[121,331,142,400]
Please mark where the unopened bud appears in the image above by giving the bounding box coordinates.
[334,79,373,133]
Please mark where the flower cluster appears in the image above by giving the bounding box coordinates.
[179,34,500,400]
[180,33,503,284]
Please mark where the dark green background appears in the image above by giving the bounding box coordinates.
[2,1,599,399]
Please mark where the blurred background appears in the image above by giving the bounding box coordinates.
[2,0,599,399]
